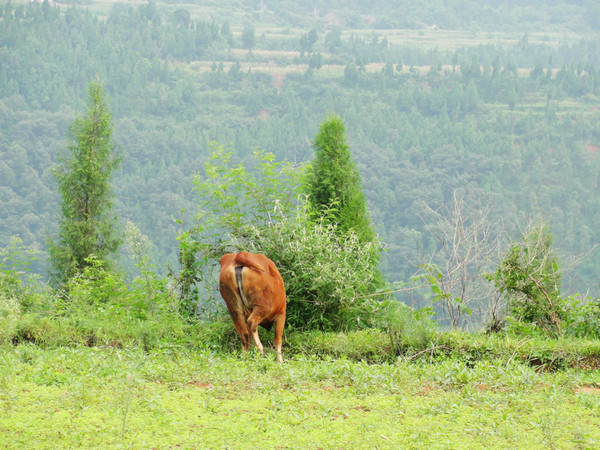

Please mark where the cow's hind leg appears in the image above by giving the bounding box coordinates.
[273,315,285,363]
[247,310,266,356]
[228,310,251,352]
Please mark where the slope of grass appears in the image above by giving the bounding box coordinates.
[1,343,599,448]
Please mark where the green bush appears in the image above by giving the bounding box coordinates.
[15,314,78,347]
[237,215,383,331]
[177,148,384,331]
[382,301,437,355]
[563,295,600,339]
[488,221,565,337]
[15,256,186,349]
[0,293,20,344]
[174,147,305,318]
[0,237,44,343]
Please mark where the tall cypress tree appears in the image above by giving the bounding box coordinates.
[305,115,383,288]
[49,81,122,286]
[305,115,376,245]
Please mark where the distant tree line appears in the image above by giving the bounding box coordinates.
[0,2,599,298]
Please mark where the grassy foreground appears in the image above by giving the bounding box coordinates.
[1,344,599,449]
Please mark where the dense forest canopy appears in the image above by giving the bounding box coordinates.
[46,0,600,34]
[1,0,599,299]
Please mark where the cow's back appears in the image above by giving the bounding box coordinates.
[219,252,286,318]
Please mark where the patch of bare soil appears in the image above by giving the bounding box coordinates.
[575,386,600,395]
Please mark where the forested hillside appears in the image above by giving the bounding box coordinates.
[1,0,599,297]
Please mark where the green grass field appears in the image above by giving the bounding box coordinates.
[2,343,599,449]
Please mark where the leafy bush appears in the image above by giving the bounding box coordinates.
[236,214,383,331]
[0,237,44,311]
[486,221,600,341]
[14,314,78,347]
[488,221,565,337]
[563,295,600,339]
[177,148,385,331]
[0,237,47,343]
[382,301,437,355]
[25,256,186,349]
[0,293,20,344]
[174,147,305,318]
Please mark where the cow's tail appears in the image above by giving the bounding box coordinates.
[234,251,265,272]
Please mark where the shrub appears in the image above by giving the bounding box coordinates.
[41,256,184,349]
[564,295,600,339]
[0,237,44,343]
[236,214,383,331]
[488,221,565,337]
[15,314,78,347]
[177,148,384,331]
[174,147,305,318]
[381,301,437,355]
[0,293,20,344]
[0,236,42,310]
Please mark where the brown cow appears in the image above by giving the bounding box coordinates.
[218,251,287,363]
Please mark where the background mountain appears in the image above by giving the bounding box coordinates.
[1,0,599,300]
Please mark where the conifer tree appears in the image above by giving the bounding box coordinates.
[306,115,384,288]
[49,81,122,286]
[305,115,377,245]
[305,116,383,290]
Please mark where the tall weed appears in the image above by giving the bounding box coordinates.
[382,301,437,355]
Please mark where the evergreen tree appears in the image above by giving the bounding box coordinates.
[305,116,384,288]
[305,115,378,246]
[241,23,255,53]
[49,81,122,287]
